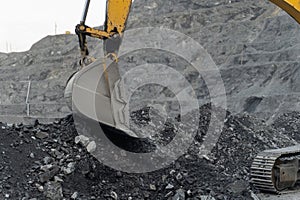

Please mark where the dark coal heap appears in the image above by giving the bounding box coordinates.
[0,104,299,199]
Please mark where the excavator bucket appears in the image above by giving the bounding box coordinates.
[65,0,135,137]
[65,55,136,136]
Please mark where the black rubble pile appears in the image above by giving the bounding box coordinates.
[0,1,299,199]
[272,112,300,142]
[0,105,298,200]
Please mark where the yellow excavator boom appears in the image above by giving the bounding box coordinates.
[75,0,132,64]
[270,0,300,23]
[105,0,132,34]
[75,0,300,64]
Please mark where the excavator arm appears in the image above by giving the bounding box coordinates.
[270,0,300,24]
[74,0,300,57]
[65,0,136,137]
[75,0,132,64]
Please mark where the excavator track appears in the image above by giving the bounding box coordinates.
[251,144,300,194]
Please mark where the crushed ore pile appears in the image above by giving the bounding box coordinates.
[0,104,299,200]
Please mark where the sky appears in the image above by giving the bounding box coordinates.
[0,0,107,53]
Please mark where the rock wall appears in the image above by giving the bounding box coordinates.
[126,0,300,121]
[0,0,299,122]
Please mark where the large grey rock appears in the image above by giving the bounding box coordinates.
[44,181,63,200]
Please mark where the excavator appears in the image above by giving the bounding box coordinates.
[64,0,300,194]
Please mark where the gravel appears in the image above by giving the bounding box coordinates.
[0,104,299,199]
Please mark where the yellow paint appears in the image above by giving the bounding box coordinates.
[286,0,300,10]
[106,0,132,34]
[76,0,132,47]
[270,0,300,23]
[79,0,300,45]
[85,27,111,39]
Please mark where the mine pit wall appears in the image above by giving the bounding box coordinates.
[1,1,300,124]
[0,80,71,124]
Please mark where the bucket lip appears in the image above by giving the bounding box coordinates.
[65,71,78,86]
[64,71,80,110]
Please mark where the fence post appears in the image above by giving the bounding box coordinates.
[25,81,31,117]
